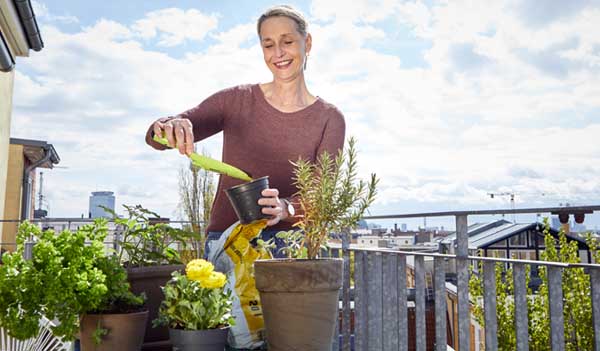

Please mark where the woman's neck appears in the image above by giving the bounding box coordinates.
[261,77,316,111]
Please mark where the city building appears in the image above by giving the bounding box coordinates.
[1,138,59,251]
[0,0,44,247]
[440,219,593,285]
[356,234,416,248]
[89,191,116,218]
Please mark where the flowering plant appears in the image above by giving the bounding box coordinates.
[153,259,234,330]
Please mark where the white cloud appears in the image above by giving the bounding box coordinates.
[310,0,399,23]
[31,0,79,24]
[10,1,600,227]
[132,8,218,47]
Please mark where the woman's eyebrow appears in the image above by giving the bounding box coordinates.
[262,33,295,41]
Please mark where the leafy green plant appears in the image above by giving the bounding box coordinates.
[0,220,144,341]
[105,204,201,267]
[469,218,600,351]
[275,230,307,259]
[285,136,378,259]
[153,259,234,330]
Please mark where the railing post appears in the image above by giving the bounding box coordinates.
[398,253,408,351]
[513,263,529,351]
[547,266,565,350]
[341,230,351,351]
[455,214,470,351]
[367,251,384,351]
[415,255,427,351]
[483,260,498,350]
[23,240,34,260]
[434,257,447,351]
[354,250,367,351]
[382,253,399,351]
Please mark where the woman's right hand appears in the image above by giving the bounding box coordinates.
[152,117,195,156]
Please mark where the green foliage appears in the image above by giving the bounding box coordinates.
[291,136,378,259]
[92,319,109,346]
[105,204,201,267]
[0,220,143,341]
[275,230,308,259]
[469,218,600,350]
[153,271,234,330]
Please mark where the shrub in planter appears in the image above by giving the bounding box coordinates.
[254,136,378,351]
[153,259,234,351]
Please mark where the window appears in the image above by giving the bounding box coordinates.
[489,239,507,248]
[487,250,507,258]
[510,250,533,260]
[509,233,527,247]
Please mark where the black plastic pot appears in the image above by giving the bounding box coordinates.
[225,176,270,224]
[127,264,184,351]
[169,327,229,351]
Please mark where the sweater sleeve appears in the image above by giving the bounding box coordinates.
[145,89,228,149]
[315,106,346,160]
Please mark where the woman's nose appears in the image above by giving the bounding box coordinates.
[274,45,284,57]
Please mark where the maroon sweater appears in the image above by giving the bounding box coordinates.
[146,84,345,232]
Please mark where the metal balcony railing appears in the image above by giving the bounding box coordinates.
[329,205,600,351]
[2,206,600,351]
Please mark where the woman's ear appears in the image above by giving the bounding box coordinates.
[305,33,312,55]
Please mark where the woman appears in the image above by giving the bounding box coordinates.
[146,5,345,257]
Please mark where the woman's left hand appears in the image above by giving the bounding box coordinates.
[258,188,286,226]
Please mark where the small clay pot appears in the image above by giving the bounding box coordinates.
[225,176,270,224]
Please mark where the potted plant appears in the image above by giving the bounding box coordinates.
[0,220,148,350]
[153,259,234,351]
[253,137,378,351]
[107,204,200,350]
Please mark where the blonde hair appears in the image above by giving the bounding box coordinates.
[257,5,308,38]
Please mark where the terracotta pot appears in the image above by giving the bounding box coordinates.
[79,310,148,351]
[169,327,229,351]
[127,264,184,351]
[254,258,343,351]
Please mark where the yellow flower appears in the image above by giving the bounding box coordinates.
[199,271,227,289]
[186,259,214,282]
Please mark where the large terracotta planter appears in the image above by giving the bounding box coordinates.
[79,310,148,351]
[254,258,343,351]
[127,264,184,351]
[169,327,229,351]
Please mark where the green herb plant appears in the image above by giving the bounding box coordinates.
[105,204,200,267]
[0,220,144,342]
[280,136,378,259]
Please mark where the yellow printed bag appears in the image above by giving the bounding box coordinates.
[207,220,271,349]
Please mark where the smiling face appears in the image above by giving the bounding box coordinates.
[259,16,312,83]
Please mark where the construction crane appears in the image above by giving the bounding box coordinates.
[38,171,45,210]
[34,171,48,218]
[487,192,516,222]
[487,191,563,224]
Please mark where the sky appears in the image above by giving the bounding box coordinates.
[9,0,600,231]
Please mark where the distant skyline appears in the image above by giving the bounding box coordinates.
[11,0,600,229]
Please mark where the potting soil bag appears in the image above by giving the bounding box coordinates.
[207,220,271,349]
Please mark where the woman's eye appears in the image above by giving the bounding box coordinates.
[284,41,293,45]
[264,45,273,48]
